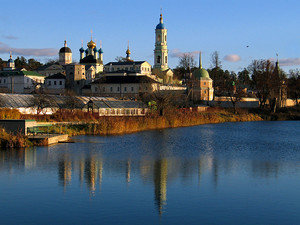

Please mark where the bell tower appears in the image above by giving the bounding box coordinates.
[154,13,168,70]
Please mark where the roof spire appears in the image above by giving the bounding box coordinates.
[10,51,12,59]
[100,40,102,48]
[199,51,202,69]
[160,8,163,24]
[64,40,67,47]
[91,29,93,40]
[81,40,83,47]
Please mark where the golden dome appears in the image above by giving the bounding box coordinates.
[126,48,131,55]
[87,40,96,49]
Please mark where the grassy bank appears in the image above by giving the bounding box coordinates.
[46,109,263,136]
[0,128,32,148]
[250,105,300,121]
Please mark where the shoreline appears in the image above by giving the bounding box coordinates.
[1,105,300,147]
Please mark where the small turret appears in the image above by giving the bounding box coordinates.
[126,41,133,62]
[7,52,15,70]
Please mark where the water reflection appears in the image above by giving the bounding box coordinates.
[0,121,300,220]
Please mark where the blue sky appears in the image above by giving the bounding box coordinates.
[1,0,300,73]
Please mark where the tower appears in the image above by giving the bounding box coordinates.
[153,12,173,84]
[98,41,103,63]
[154,13,168,70]
[126,41,132,62]
[7,52,15,70]
[59,40,72,65]
[79,40,85,60]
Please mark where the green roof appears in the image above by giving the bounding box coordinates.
[193,68,210,79]
[0,70,45,77]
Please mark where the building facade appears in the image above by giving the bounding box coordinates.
[188,53,214,101]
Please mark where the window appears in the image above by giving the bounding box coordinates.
[103,87,105,92]
[204,90,206,94]
[110,87,113,92]
[165,56,167,64]
[49,81,51,85]
[3,79,5,83]
[124,87,127,92]
[59,81,62,85]
[117,87,120,92]
[157,56,161,64]
[27,78,29,82]
[0,79,2,84]
[54,81,57,85]
[165,35,167,42]
[95,87,98,92]
[204,82,206,86]
[131,87,134,92]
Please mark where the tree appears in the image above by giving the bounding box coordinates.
[210,51,221,69]
[31,93,52,115]
[45,58,59,65]
[115,56,127,62]
[238,68,252,87]
[28,58,43,70]
[63,90,81,113]
[288,69,300,105]
[173,53,196,81]
[14,56,28,69]
[248,59,285,111]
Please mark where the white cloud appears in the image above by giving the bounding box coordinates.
[170,48,200,58]
[2,35,18,40]
[224,54,241,62]
[0,42,57,57]
[278,58,300,67]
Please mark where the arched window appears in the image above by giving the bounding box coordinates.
[165,56,167,64]
[157,56,161,64]
[165,35,167,42]
[157,35,161,42]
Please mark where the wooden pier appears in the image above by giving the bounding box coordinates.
[28,134,69,145]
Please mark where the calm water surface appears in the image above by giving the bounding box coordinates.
[0,121,300,225]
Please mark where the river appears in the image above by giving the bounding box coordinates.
[0,121,300,225]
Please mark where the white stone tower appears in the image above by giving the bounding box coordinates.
[59,40,72,65]
[154,13,168,71]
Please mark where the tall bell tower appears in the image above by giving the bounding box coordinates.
[154,13,168,71]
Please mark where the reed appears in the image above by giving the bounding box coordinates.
[57,109,263,136]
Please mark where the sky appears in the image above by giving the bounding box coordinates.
[1,0,300,73]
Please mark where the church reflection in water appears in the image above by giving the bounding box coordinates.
[0,146,288,215]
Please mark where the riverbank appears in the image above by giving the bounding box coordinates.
[48,109,262,136]
[1,105,299,147]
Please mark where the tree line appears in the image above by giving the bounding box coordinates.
[173,51,300,112]
[0,56,58,71]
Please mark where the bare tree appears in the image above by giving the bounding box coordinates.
[115,56,127,62]
[210,51,221,69]
[31,93,52,115]
[288,69,300,105]
[249,59,285,111]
